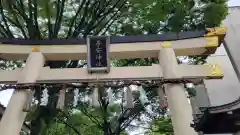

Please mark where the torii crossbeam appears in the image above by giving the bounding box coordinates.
[0,64,223,83]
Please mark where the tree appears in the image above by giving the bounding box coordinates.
[44,105,129,135]
[147,117,173,135]
[0,0,228,135]
[45,111,103,135]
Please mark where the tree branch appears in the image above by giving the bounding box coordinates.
[72,0,91,37]
[80,104,103,129]
[53,0,61,35]
[114,100,145,135]
[66,0,87,37]
[53,0,66,38]
[28,0,33,20]
[97,8,124,35]
[5,16,27,38]
[98,87,113,135]
[0,0,14,38]
[83,0,126,36]
[5,1,27,38]
[100,19,117,35]
[95,0,112,18]
[13,0,33,39]
[56,116,82,135]
[44,0,53,39]
[120,110,141,131]
[27,0,35,39]
[72,0,108,37]
[33,0,41,39]
[14,0,29,21]
[129,124,151,130]
[0,23,9,37]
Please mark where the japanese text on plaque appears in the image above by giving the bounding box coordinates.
[89,37,108,68]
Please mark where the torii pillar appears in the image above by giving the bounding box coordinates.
[159,46,198,135]
[0,48,45,135]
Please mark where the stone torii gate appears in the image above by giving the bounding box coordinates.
[0,27,226,135]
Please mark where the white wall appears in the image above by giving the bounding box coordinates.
[202,6,240,135]
[204,6,240,107]
[204,45,240,106]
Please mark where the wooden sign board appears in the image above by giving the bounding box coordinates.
[87,36,110,73]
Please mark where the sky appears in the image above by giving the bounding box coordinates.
[0,0,239,108]
[228,0,240,7]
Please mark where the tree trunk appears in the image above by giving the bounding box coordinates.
[30,107,50,135]
[30,118,45,135]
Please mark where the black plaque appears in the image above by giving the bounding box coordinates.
[87,36,110,73]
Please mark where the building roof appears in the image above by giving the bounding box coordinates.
[191,97,240,134]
